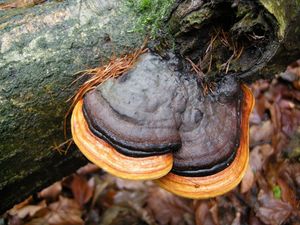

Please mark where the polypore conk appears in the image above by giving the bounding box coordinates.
[83,54,182,156]
[71,52,254,198]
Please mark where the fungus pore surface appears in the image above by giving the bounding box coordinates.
[82,53,243,177]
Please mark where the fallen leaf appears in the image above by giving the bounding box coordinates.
[76,163,100,175]
[38,181,62,201]
[241,164,255,193]
[278,99,295,110]
[256,190,293,225]
[249,96,268,124]
[84,209,102,225]
[278,162,300,198]
[209,202,219,225]
[269,103,281,134]
[46,196,84,225]
[6,215,23,225]
[271,131,288,156]
[249,144,274,173]
[8,201,47,219]
[293,80,300,90]
[276,178,298,208]
[250,81,270,98]
[231,212,241,225]
[279,83,300,102]
[214,194,245,225]
[99,206,149,225]
[90,176,110,208]
[70,174,94,207]
[281,108,300,137]
[115,177,152,191]
[250,120,273,147]
[147,187,194,225]
[285,128,300,159]
[248,212,264,225]
[195,201,217,225]
[279,71,298,82]
[113,187,157,225]
[280,60,300,86]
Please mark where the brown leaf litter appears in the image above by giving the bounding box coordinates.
[3,60,300,225]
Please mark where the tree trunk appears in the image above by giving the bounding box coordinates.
[0,0,299,213]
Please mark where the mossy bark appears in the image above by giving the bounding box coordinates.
[166,0,300,82]
[259,0,300,77]
[0,0,147,213]
[0,0,299,213]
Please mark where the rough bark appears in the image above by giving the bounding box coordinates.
[258,0,300,76]
[165,0,300,82]
[0,0,146,213]
[0,0,300,213]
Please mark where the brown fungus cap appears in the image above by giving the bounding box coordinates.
[72,99,173,180]
[156,84,254,198]
[71,53,254,196]
[171,76,242,176]
[82,54,182,157]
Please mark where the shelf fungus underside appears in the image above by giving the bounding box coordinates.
[71,53,254,198]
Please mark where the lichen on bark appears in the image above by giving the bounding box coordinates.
[0,0,152,213]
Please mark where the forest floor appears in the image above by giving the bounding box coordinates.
[2,61,300,225]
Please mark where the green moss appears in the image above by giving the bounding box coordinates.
[179,7,213,33]
[125,0,175,37]
[138,0,151,11]
[272,185,282,199]
[259,0,300,38]
[0,0,147,212]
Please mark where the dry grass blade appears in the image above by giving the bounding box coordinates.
[186,57,217,95]
[205,30,220,54]
[64,46,148,138]
[186,58,205,79]
[49,138,73,155]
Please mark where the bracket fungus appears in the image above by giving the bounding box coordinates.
[71,52,254,198]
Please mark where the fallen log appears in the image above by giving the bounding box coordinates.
[0,0,148,212]
[0,0,299,213]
